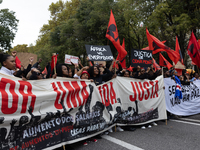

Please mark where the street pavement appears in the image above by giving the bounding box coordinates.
[55,114,200,150]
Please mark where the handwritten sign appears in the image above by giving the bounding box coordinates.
[131,49,152,67]
[85,45,113,61]
[64,54,79,65]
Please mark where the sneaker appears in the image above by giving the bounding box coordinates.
[152,122,157,126]
[148,125,152,128]
[83,141,88,146]
[141,126,146,129]
[108,128,113,133]
[89,138,97,142]
[92,139,97,142]
[116,126,124,132]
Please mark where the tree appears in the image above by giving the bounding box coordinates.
[0,1,18,51]
[10,44,29,52]
[142,0,200,65]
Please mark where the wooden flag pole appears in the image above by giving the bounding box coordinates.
[63,145,65,150]
[161,66,167,125]
[52,53,56,74]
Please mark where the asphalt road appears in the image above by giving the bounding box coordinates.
[55,114,200,150]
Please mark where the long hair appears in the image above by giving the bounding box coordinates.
[88,66,100,78]
[56,63,68,77]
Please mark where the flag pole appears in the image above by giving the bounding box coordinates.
[52,53,57,75]
[161,66,167,125]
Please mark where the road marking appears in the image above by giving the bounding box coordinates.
[171,119,200,126]
[178,118,200,123]
[102,135,144,150]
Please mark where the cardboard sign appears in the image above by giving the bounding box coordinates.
[85,45,113,61]
[64,54,79,65]
[131,49,152,67]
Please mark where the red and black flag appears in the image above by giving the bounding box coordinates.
[142,41,166,51]
[115,38,126,69]
[106,10,127,60]
[159,53,172,70]
[187,31,200,68]
[146,28,179,64]
[152,58,161,71]
[175,36,184,64]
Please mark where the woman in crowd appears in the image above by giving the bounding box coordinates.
[87,65,112,85]
[0,53,16,76]
[56,63,69,77]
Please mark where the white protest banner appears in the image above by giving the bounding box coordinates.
[0,73,166,150]
[164,78,200,116]
[64,54,79,65]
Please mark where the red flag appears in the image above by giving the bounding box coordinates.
[175,36,184,64]
[198,39,200,47]
[106,10,127,60]
[15,56,21,69]
[159,53,172,70]
[142,41,166,50]
[51,54,58,73]
[152,58,161,71]
[146,28,179,64]
[89,61,93,66]
[187,31,200,68]
[127,65,133,72]
[114,38,126,69]
[42,67,47,75]
[120,38,126,68]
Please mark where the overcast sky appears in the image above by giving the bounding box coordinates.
[1,0,59,47]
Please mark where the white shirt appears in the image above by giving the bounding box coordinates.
[73,74,81,79]
[0,66,15,76]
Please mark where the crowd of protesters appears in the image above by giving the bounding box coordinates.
[0,52,199,147]
[0,52,163,82]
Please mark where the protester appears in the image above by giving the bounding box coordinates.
[0,53,16,76]
[56,63,69,77]
[87,65,112,85]
[32,58,42,69]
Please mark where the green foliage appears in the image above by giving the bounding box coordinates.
[0,8,18,51]
[10,44,29,52]
[32,0,200,68]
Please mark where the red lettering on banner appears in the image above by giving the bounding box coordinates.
[154,80,159,98]
[149,81,154,98]
[80,81,89,105]
[52,82,62,109]
[129,80,159,101]
[52,81,89,109]
[110,82,117,104]
[0,78,18,114]
[129,82,137,101]
[98,82,117,106]
[18,81,36,113]
[103,84,110,106]
[143,81,150,100]
[0,78,36,114]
